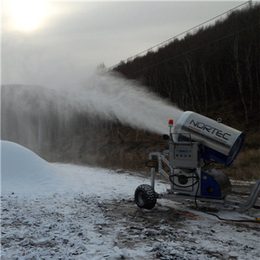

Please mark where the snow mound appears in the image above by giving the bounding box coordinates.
[1,141,60,195]
[0,141,153,197]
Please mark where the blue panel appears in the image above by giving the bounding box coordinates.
[201,172,221,198]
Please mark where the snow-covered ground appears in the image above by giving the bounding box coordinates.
[1,141,260,259]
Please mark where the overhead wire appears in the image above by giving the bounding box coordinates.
[108,0,252,73]
[126,22,259,77]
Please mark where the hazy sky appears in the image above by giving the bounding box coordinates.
[2,0,253,88]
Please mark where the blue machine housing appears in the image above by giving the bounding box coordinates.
[201,170,232,199]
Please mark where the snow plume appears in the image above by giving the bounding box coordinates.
[72,71,183,133]
[1,71,183,149]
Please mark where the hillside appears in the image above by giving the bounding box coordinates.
[114,3,260,127]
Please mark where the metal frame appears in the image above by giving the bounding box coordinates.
[148,146,260,210]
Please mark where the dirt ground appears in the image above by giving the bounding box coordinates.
[97,181,260,260]
[2,166,259,260]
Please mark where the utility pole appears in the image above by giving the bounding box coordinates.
[249,0,252,8]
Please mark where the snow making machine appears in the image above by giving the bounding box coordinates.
[135,111,260,210]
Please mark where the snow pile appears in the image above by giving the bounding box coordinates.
[0,141,160,259]
[1,140,153,197]
[1,141,61,195]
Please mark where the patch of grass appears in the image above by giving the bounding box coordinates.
[226,148,260,181]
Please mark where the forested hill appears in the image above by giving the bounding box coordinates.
[113,3,260,131]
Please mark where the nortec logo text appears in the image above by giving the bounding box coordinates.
[189,120,231,141]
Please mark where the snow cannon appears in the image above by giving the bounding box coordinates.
[174,111,246,167]
[135,111,260,211]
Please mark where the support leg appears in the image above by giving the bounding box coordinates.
[151,167,155,189]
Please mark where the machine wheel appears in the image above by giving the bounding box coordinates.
[135,184,157,209]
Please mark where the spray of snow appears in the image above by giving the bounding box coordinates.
[2,72,183,144]
[72,71,183,134]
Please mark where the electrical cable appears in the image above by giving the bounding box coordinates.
[169,171,199,189]
[199,210,260,224]
[194,171,200,209]
[162,166,259,223]
[189,170,260,223]
[193,176,260,223]
[173,207,260,225]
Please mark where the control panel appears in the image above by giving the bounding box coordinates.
[169,142,199,168]
[175,147,193,159]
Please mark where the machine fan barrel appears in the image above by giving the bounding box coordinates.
[174,111,246,166]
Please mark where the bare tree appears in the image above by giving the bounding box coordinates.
[232,36,249,124]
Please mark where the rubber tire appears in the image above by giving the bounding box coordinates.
[135,184,157,209]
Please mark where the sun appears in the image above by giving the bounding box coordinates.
[7,0,47,31]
